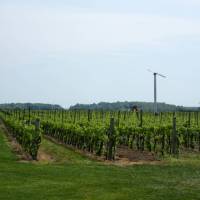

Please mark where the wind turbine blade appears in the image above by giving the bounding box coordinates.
[157,73,166,78]
[147,69,154,73]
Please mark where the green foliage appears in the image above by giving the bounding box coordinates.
[2,117,41,160]
[1,109,200,158]
[42,121,107,156]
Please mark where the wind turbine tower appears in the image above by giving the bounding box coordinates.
[148,69,166,114]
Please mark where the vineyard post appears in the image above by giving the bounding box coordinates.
[28,107,31,124]
[140,109,143,127]
[62,110,64,124]
[187,112,191,149]
[54,110,56,122]
[88,109,91,122]
[117,111,121,127]
[35,119,40,131]
[73,110,77,123]
[101,110,104,122]
[124,111,126,121]
[90,110,93,121]
[16,109,18,120]
[23,109,25,121]
[34,118,40,160]
[196,112,199,126]
[78,110,81,121]
[172,116,178,155]
[107,118,115,160]
[140,109,144,150]
[188,112,191,127]
[49,110,51,120]
[18,109,21,120]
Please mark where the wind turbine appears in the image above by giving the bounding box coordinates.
[147,69,166,115]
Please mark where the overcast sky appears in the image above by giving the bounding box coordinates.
[0,0,200,108]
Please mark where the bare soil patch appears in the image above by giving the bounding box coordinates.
[112,146,160,166]
[44,135,161,166]
[116,145,156,161]
[37,148,55,163]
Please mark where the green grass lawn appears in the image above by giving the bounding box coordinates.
[0,127,200,200]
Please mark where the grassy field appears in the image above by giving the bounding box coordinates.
[0,127,200,200]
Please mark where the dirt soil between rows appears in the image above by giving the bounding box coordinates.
[44,135,160,166]
[113,146,160,166]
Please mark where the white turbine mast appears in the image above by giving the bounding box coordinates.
[147,68,166,115]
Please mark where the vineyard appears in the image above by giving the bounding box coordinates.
[1,109,200,161]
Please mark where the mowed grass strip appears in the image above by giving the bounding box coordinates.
[0,127,200,200]
[38,137,95,165]
[0,123,17,162]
